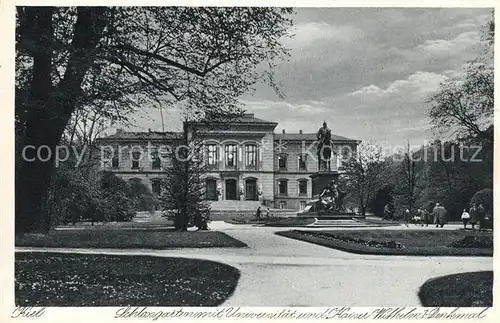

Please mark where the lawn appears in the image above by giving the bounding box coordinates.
[16,229,247,249]
[15,252,240,306]
[418,271,493,307]
[275,229,493,256]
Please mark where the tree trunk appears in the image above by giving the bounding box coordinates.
[16,120,67,233]
[16,7,108,233]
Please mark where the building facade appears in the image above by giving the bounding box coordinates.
[96,113,360,210]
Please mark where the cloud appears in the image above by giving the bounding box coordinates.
[285,21,364,48]
[349,71,448,98]
[123,8,491,148]
[416,31,481,57]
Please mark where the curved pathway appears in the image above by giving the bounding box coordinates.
[16,222,492,306]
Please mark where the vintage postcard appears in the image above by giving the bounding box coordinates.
[1,1,497,322]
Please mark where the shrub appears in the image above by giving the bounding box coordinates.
[449,236,493,249]
[470,189,493,217]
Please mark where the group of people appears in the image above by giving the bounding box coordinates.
[255,206,271,220]
[405,203,446,228]
[460,203,486,230]
[385,201,488,229]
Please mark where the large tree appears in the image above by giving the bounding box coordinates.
[15,7,293,233]
[160,128,210,231]
[340,143,386,216]
[428,16,494,143]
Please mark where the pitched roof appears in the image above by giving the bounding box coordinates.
[97,131,182,141]
[235,113,278,125]
[274,133,359,142]
[190,113,278,126]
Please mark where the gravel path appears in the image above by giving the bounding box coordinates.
[16,222,492,306]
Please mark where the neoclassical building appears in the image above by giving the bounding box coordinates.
[96,113,360,210]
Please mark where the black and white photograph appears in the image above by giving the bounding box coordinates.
[7,3,495,314]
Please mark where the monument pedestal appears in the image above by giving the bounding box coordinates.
[311,171,339,199]
[299,171,363,219]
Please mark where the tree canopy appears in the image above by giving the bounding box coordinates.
[15,7,294,233]
[428,15,493,143]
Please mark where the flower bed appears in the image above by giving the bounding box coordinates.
[297,231,404,249]
[275,230,493,256]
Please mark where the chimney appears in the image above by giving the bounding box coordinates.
[148,128,152,133]
[282,129,285,134]
[299,130,303,134]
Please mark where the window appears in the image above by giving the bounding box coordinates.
[278,154,287,170]
[298,154,307,170]
[245,144,257,167]
[207,144,218,166]
[151,150,161,170]
[151,180,161,195]
[225,144,237,167]
[278,180,288,196]
[131,151,141,169]
[112,156,119,169]
[298,180,307,195]
[279,201,287,209]
[102,150,112,168]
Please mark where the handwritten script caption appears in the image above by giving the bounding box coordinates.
[114,306,490,320]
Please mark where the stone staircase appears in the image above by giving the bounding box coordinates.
[306,218,396,228]
[208,200,298,221]
[132,205,298,222]
[210,208,297,221]
[209,200,262,210]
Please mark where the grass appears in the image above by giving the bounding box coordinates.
[15,252,240,306]
[276,229,493,256]
[418,271,493,307]
[16,228,247,249]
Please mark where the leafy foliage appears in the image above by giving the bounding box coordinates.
[373,19,495,220]
[428,17,493,142]
[340,143,386,216]
[46,168,160,225]
[470,188,493,217]
[15,6,294,233]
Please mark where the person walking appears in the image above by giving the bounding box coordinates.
[404,208,411,227]
[461,208,471,229]
[422,208,430,227]
[417,208,426,226]
[265,207,271,220]
[432,202,447,228]
[470,204,478,230]
[475,203,486,230]
[256,206,262,220]
[383,203,392,220]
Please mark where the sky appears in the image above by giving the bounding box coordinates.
[122,8,492,148]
